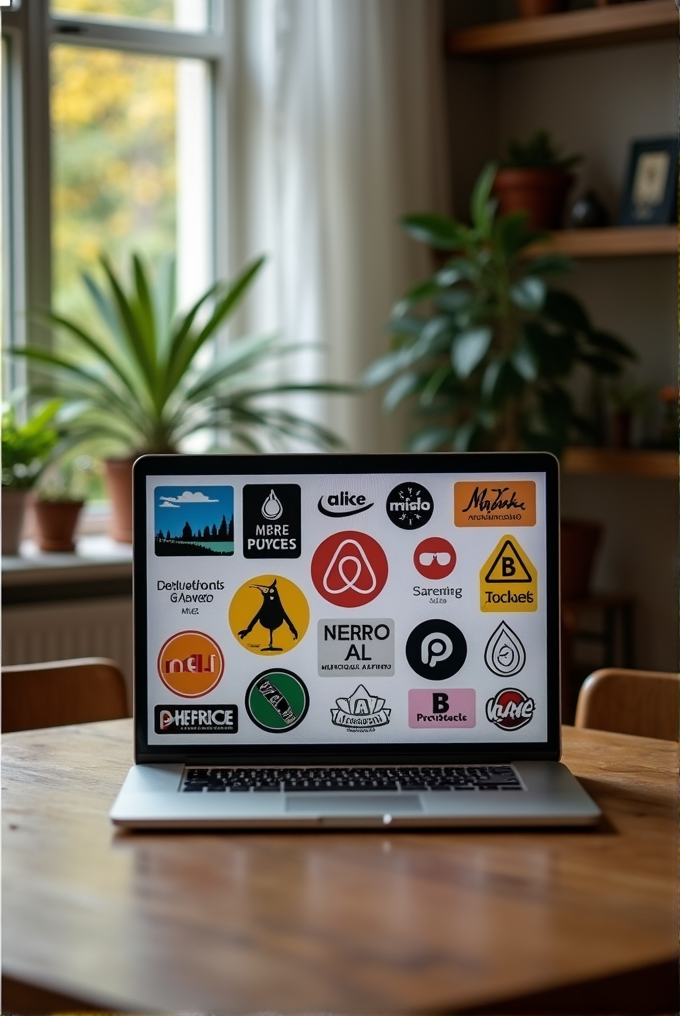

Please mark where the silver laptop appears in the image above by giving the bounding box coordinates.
[110,452,600,829]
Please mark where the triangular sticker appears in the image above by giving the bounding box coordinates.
[484,539,532,583]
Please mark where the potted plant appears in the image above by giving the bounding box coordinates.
[494,130,581,230]
[15,254,345,542]
[1,402,60,555]
[32,456,96,553]
[362,162,634,457]
[607,378,650,449]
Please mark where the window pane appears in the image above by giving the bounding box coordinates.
[50,0,210,32]
[51,45,211,326]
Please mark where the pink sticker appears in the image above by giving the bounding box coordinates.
[408,689,476,729]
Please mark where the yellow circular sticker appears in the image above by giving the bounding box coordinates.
[229,575,309,655]
[157,630,224,698]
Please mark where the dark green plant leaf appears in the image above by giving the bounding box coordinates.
[587,330,636,360]
[382,372,422,412]
[580,353,624,376]
[470,162,498,236]
[511,339,539,381]
[510,276,546,312]
[386,314,427,338]
[401,213,468,251]
[524,253,573,277]
[451,327,492,378]
[392,278,440,316]
[542,289,591,333]
[524,322,577,378]
[408,426,456,453]
[362,349,412,387]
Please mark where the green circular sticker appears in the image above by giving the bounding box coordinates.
[245,669,309,733]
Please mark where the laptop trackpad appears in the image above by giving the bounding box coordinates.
[286,794,422,814]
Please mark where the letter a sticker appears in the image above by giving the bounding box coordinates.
[480,535,537,612]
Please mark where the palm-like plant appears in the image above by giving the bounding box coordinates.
[363,164,634,456]
[15,254,343,455]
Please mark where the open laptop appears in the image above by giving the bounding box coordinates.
[110,452,601,829]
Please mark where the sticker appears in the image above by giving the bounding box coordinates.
[243,484,301,558]
[486,688,535,731]
[157,630,224,698]
[385,481,434,530]
[408,689,475,729]
[229,575,309,654]
[245,669,309,732]
[155,704,238,734]
[480,535,538,612]
[154,486,234,556]
[454,481,536,527]
[311,531,388,607]
[405,619,467,681]
[330,685,391,731]
[317,490,374,518]
[413,537,457,580]
[484,622,526,677]
[317,618,394,675]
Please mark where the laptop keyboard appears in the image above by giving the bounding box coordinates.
[182,765,523,793]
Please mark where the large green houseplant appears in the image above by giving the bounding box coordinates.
[364,163,633,456]
[1,401,61,554]
[15,254,344,540]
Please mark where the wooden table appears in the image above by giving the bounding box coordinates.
[2,722,677,1015]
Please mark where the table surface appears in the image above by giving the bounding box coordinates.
[2,721,677,1015]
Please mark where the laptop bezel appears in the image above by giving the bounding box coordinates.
[133,452,561,765]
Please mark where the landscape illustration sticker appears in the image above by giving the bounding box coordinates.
[245,669,309,732]
[480,535,538,612]
[157,630,225,698]
[154,486,234,556]
[229,575,309,654]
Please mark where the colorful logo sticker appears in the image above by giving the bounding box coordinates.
[154,486,234,557]
[405,619,467,681]
[242,484,301,558]
[155,704,238,734]
[317,618,394,676]
[330,685,391,731]
[413,536,457,580]
[480,535,538,612]
[229,575,309,654]
[245,669,309,732]
[311,531,388,607]
[454,481,536,527]
[386,481,434,530]
[484,622,526,678]
[157,630,224,698]
[408,689,475,729]
[486,688,535,731]
[317,491,374,518]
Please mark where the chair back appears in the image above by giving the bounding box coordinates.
[574,667,679,741]
[2,657,129,733]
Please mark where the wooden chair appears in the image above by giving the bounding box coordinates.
[574,667,680,741]
[2,657,130,733]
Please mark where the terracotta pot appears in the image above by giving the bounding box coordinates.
[493,167,574,230]
[560,520,602,602]
[1,488,30,555]
[34,499,85,552]
[517,0,567,15]
[105,457,135,543]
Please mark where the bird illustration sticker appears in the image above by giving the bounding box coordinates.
[245,669,309,732]
[228,575,309,654]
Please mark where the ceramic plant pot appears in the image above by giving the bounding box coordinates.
[33,499,85,552]
[493,167,573,230]
[105,457,136,543]
[517,0,567,16]
[560,520,602,602]
[1,487,30,556]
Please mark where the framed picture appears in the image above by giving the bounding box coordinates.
[619,138,678,226]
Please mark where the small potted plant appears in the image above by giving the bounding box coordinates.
[32,456,95,552]
[494,129,581,230]
[1,402,60,555]
[15,254,346,542]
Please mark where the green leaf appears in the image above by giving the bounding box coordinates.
[451,327,493,378]
[408,426,456,453]
[494,212,542,259]
[452,420,478,452]
[525,252,573,277]
[470,162,498,236]
[383,372,421,411]
[400,213,469,251]
[511,340,539,381]
[386,314,426,338]
[542,289,591,333]
[419,364,453,406]
[392,277,439,316]
[524,322,577,378]
[587,330,636,360]
[361,349,411,387]
[510,276,546,311]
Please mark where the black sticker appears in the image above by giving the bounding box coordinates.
[243,484,301,558]
[155,704,238,734]
[386,482,434,530]
[405,618,467,681]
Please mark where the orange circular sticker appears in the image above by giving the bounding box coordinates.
[157,630,224,698]
[229,575,309,656]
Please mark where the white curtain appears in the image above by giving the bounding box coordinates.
[223,0,448,452]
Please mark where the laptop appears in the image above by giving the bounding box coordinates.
[110,451,601,829]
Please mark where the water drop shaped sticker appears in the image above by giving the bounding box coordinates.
[262,489,283,520]
[484,622,526,678]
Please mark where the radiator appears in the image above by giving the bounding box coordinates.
[1,597,134,705]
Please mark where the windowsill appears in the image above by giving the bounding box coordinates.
[2,536,133,599]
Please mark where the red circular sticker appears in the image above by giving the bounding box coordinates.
[413,537,457,580]
[311,531,388,607]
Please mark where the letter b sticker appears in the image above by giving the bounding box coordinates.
[480,535,537,612]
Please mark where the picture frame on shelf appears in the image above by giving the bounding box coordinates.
[619,137,677,226]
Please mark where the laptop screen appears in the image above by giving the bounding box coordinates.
[134,453,560,761]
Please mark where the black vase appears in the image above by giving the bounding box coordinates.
[568,190,610,229]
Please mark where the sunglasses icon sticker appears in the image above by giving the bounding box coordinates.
[414,538,457,580]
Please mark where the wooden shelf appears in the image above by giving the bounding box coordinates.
[562,447,677,479]
[447,1,677,59]
[529,226,677,259]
